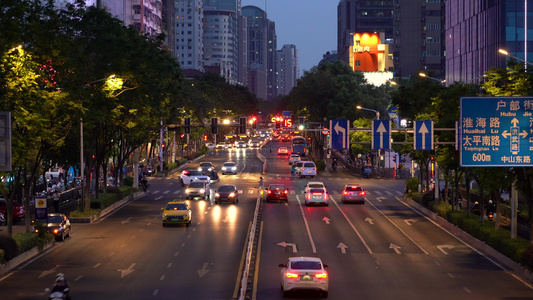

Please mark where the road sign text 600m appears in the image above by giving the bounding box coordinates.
[472,153,491,162]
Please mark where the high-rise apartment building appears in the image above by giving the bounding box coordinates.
[98,0,163,36]
[337,0,394,64]
[276,45,299,97]
[446,0,533,85]
[203,0,243,85]
[242,5,276,100]
[175,0,204,71]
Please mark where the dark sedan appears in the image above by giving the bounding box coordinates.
[214,185,239,204]
[266,184,289,202]
[34,213,71,241]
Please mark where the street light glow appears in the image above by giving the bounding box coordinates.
[356,106,380,120]
[498,49,509,56]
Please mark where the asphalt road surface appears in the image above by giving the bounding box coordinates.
[1,142,532,300]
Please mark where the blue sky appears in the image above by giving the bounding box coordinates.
[242,0,337,77]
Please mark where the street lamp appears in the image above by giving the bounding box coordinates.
[356,105,380,120]
[498,48,533,68]
[419,72,446,84]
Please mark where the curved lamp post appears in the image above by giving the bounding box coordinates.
[419,72,446,84]
[356,105,380,120]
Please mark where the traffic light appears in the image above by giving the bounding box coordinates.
[211,117,218,135]
[275,117,281,129]
[161,142,166,154]
[180,134,185,139]
[298,116,304,125]
[203,135,208,142]
[239,117,247,134]
[251,116,257,129]
[184,117,191,134]
[393,156,396,162]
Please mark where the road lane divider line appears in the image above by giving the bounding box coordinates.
[330,196,373,254]
[296,195,317,254]
[252,221,263,300]
[365,196,429,254]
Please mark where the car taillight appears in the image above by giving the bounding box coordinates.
[284,190,288,194]
[53,229,59,234]
[343,191,349,195]
[360,191,366,196]
[182,170,190,175]
[306,193,311,200]
[267,190,272,194]
[324,193,328,200]
[315,272,327,279]
[286,272,299,278]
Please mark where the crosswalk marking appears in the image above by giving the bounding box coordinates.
[374,191,382,195]
[163,190,170,194]
[385,191,393,195]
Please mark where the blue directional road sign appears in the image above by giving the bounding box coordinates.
[372,120,391,150]
[460,97,533,166]
[329,119,350,150]
[414,121,434,150]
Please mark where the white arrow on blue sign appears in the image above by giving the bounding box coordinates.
[372,120,391,150]
[414,121,434,150]
[329,119,350,150]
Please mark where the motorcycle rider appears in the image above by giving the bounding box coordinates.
[50,276,70,300]
[471,201,480,215]
[141,175,149,192]
[486,200,495,220]
[332,157,337,171]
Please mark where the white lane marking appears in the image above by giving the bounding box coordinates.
[153,290,158,296]
[330,195,373,254]
[160,275,165,281]
[374,191,382,195]
[366,198,429,254]
[447,273,455,278]
[173,190,180,194]
[296,195,317,253]
[463,287,471,293]
[385,191,393,195]
[290,190,295,194]
[163,190,170,194]
[74,276,83,281]
[167,263,172,268]
[93,263,101,268]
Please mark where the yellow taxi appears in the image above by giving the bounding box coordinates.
[162,200,192,227]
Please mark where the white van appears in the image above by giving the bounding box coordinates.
[297,161,316,178]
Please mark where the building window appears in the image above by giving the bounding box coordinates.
[355,60,361,66]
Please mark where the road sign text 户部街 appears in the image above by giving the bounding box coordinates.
[460,97,533,167]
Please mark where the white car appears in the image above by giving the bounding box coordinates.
[180,170,211,186]
[237,141,247,148]
[185,180,210,200]
[304,181,326,194]
[205,143,216,150]
[297,161,317,178]
[216,142,227,149]
[221,162,237,175]
[288,154,301,165]
[279,257,329,297]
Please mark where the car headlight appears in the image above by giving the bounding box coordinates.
[229,192,235,197]
[208,168,212,171]
[185,189,191,193]
[222,167,227,170]
[197,167,202,171]
[215,193,220,197]
[200,189,205,193]
[231,167,237,170]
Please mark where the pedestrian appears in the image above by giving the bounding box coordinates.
[291,164,296,177]
[53,191,60,212]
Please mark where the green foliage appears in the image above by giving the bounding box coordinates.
[0,235,18,261]
[433,201,452,218]
[14,233,54,253]
[405,177,418,194]
[123,175,133,187]
[70,208,99,218]
[314,159,326,172]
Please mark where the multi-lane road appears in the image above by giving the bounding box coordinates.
[1,141,532,299]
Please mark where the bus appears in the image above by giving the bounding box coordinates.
[291,136,306,156]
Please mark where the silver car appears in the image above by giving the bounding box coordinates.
[185,180,210,200]
[341,184,366,204]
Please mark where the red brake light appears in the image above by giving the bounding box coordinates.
[360,191,366,196]
[343,191,349,195]
[324,193,328,200]
[182,170,190,175]
[267,190,272,194]
[315,272,327,279]
[286,272,299,278]
[284,190,288,194]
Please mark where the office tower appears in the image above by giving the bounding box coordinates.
[446,0,533,85]
[175,0,204,71]
[276,45,298,97]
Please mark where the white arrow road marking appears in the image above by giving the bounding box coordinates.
[389,243,402,254]
[376,196,386,202]
[248,189,254,194]
[437,244,456,255]
[197,262,210,278]
[277,242,298,253]
[419,122,429,149]
[365,217,374,225]
[154,196,163,201]
[121,217,132,225]
[322,217,331,224]
[334,122,347,148]
[404,219,417,226]
[39,265,59,278]
[377,122,387,148]
[238,190,244,194]
[223,216,230,223]
[337,242,348,254]
[118,263,136,278]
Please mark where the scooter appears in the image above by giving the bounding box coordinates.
[141,179,150,192]
[45,288,70,300]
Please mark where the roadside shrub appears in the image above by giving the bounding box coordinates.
[15,233,53,253]
[421,191,434,206]
[123,175,133,187]
[433,201,452,218]
[314,159,326,172]
[70,208,99,218]
[410,192,423,203]
[521,244,533,271]
[0,235,18,261]
[405,177,418,193]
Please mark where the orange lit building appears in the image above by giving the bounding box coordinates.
[349,32,393,72]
